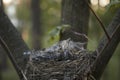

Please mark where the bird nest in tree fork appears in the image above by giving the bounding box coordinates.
[24,39,96,80]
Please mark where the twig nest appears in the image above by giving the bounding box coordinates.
[24,39,96,80]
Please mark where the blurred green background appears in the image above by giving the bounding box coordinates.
[0,0,120,80]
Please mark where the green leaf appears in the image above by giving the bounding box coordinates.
[59,24,71,32]
[48,24,71,41]
[49,24,71,37]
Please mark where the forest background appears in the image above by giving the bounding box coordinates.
[0,0,120,80]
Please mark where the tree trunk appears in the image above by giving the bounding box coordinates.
[0,0,3,8]
[0,0,7,71]
[31,0,42,50]
[0,45,7,70]
[0,0,120,80]
[0,7,30,71]
[0,1,6,80]
[60,0,90,45]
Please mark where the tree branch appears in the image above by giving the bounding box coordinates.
[91,9,120,79]
[85,0,110,40]
[0,36,27,80]
[0,7,30,71]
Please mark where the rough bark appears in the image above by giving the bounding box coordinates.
[0,0,3,8]
[0,0,7,71]
[0,7,30,70]
[91,9,120,80]
[0,1,6,79]
[0,1,120,80]
[60,0,90,44]
[0,45,7,70]
[31,0,42,50]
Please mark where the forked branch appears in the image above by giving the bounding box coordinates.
[91,9,120,79]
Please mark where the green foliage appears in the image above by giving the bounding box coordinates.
[44,24,71,47]
[90,1,120,80]
[48,24,71,40]
[3,0,120,80]
[41,0,61,47]
[41,0,61,31]
[106,1,120,13]
[16,2,30,22]
[2,58,19,80]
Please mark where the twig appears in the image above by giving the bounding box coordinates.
[0,36,27,80]
[85,0,111,41]
[98,23,120,55]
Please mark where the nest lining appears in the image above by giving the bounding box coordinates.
[24,39,95,80]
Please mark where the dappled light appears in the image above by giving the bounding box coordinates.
[91,0,110,7]
[0,0,120,80]
[3,0,12,5]
[91,0,98,5]
[99,0,110,7]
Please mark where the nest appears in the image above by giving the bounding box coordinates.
[24,39,96,80]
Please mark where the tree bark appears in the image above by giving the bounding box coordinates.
[31,0,42,50]
[0,0,7,71]
[91,9,120,80]
[0,1,120,80]
[60,0,90,44]
[0,0,3,8]
[0,45,7,70]
[0,1,6,80]
[0,7,30,71]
